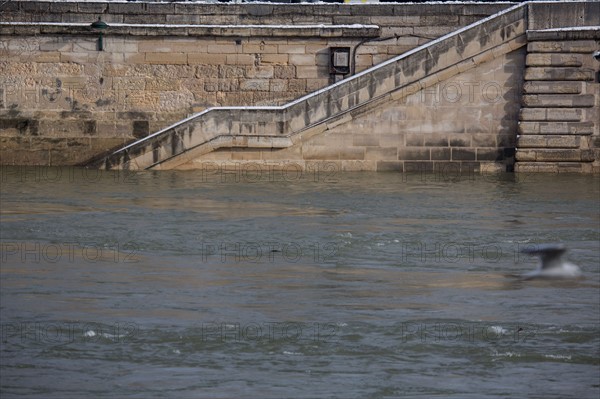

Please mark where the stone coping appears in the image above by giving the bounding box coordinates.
[527,26,600,41]
[0,21,381,37]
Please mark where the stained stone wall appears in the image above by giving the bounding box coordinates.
[0,1,509,165]
[516,28,600,173]
[182,48,526,173]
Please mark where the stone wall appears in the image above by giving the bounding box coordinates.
[0,1,511,165]
[188,49,525,174]
[516,28,600,173]
[93,2,528,173]
[1,1,598,172]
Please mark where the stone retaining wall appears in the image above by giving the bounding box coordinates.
[94,2,528,173]
[0,1,510,165]
[516,28,600,173]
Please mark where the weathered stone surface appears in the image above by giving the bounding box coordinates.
[525,53,584,67]
[535,149,583,162]
[451,148,476,161]
[522,94,595,108]
[518,135,581,148]
[3,1,597,173]
[524,67,596,81]
[519,108,584,122]
[523,81,583,94]
[527,40,599,53]
[518,121,594,135]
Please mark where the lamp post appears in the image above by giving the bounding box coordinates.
[90,17,109,51]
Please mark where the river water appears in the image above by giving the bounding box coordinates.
[1,166,599,398]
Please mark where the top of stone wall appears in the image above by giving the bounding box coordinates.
[527,26,600,41]
[0,1,512,25]
[0,21,381,37]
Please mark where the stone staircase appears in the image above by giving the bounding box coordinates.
[87,2,528,171]
[86,2,599,173]
[516,28,599,173]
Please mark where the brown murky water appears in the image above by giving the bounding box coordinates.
[1,167,599,398]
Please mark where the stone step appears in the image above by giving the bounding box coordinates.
[527,40,599,53]
[517,134,581,148]
[518,121,594,135]
[519,107,584,122]
[515,148,594,162]
[521,94,595,108]
[526,53,584,67]
[523,81,582,94]
[524,67,596,81]
[515,162,591,173]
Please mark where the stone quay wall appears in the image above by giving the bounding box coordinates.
[0,1,598,173]
[0,1,510,165]
[516,28,600,174]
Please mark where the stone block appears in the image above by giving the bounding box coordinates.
[525,53,584,67]
[535,149,582,162]
[398,148,430,161]
[243,44,278,54]
[278,45,305,54]
[449,134,471,147]
[188,53,227,65]
[521,94,595,108]
[431,147,451,160]
[379,133,405,147]
[376,161,403,172]
[515,149,537,161]
[353,134,379,147]
[273,66,296,79]
[302,145,339,160]
[338,147,365,160]
[404,161,433,173]
[34,52,61,63]
[289,54,316,66]
[546,135,581,148]
[366,146,398,161]
[240,79,270,92]
[306,78,330,92]
[423,133,448,147]
[524,67,595,81]
[518,121,594,135]
[517,135,545,148]
[451,148,476,161]
[523,81,582,94]
[476,148,504,161]
[405,133,424,146]
[261,54,289,65]
[557,162,585,173]
[527,40,598,53]
[207,44,238,54]
[296,66,323,79]
[514,162,557,173]
[246,66,274,79]
[145,52,187,65]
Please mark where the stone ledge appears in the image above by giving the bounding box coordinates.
[523,81,583,94]
[516,148,594,162]
[527,39,600,53]
[515,162,585,173]
[525,53,584,67]
[521,94,596,108]
[524,67,596,81]
[519,108,584,121]
[0,22,381,38]
[527,28,600,42]
[517,135,581,148]
[518,121,594,135]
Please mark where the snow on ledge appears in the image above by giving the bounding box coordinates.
[528,26,600,32]
[0,21,380,30]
